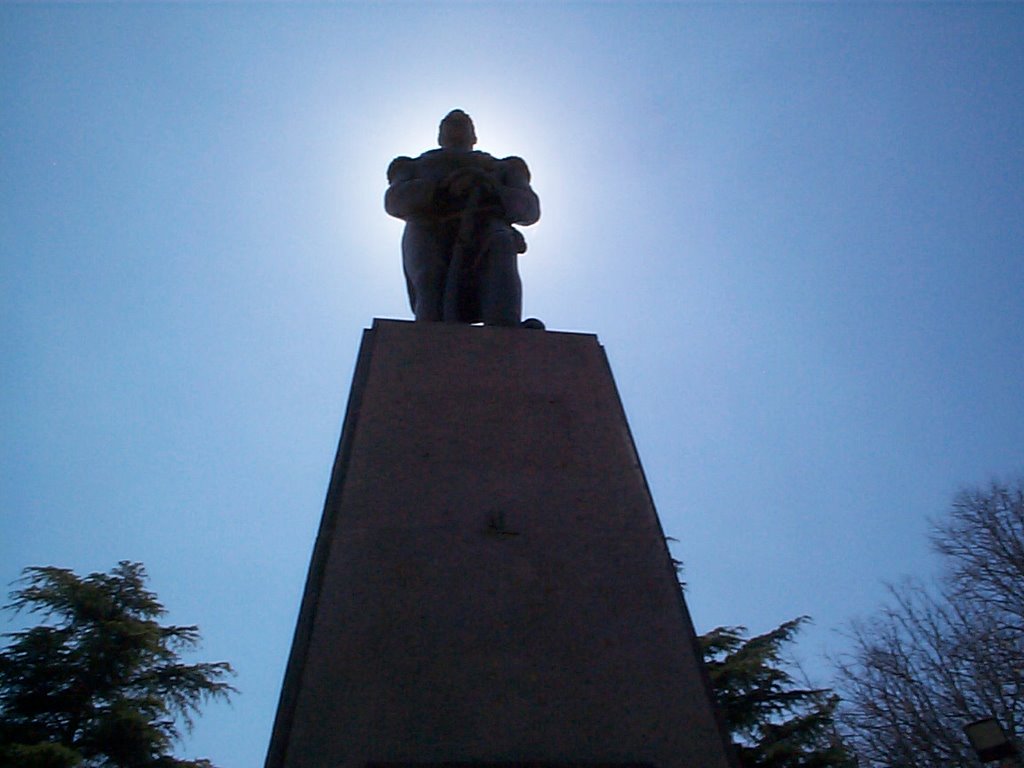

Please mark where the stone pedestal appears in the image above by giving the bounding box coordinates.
[266,319,733,768]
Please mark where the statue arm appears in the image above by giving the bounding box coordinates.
[497,156,540,226]
[384,156,436,220]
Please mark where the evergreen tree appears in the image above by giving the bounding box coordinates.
[700,618,852,768]
[0,562,234,768]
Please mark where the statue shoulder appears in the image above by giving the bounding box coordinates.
[497,155,532,184]
[470,150,502,170]
[386,155,417,183]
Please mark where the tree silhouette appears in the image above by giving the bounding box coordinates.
[0,561,234,768]
[836,480,1024,767]
[700,618,852,767]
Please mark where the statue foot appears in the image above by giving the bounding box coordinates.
[521,318,546,330]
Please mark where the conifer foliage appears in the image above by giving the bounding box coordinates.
[700,618,851,768]
[0,561,234,768]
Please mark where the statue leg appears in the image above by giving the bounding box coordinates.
[478,225,522,327]
[402,224,447,322]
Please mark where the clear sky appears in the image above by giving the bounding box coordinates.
[2,3,1022,766]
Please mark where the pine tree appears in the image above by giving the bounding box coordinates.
[0,562,234,768]
[700,618,852,768]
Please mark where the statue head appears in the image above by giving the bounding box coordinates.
[438,110,477,151]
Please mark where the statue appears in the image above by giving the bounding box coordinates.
[385,110,541,327]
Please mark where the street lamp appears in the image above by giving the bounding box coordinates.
[965,717,1019,765]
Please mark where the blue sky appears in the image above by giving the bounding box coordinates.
[2,3,1023,766]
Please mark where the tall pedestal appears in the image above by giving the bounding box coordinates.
[266,319,733,768]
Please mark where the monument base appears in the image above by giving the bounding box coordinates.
[266,319,733,768]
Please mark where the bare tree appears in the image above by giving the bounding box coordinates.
[835,480,1024,767]
[934,482,1024,627]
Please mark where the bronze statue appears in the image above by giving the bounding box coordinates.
[385,110,541,327]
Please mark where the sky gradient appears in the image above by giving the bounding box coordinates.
[3,4,1023,767]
